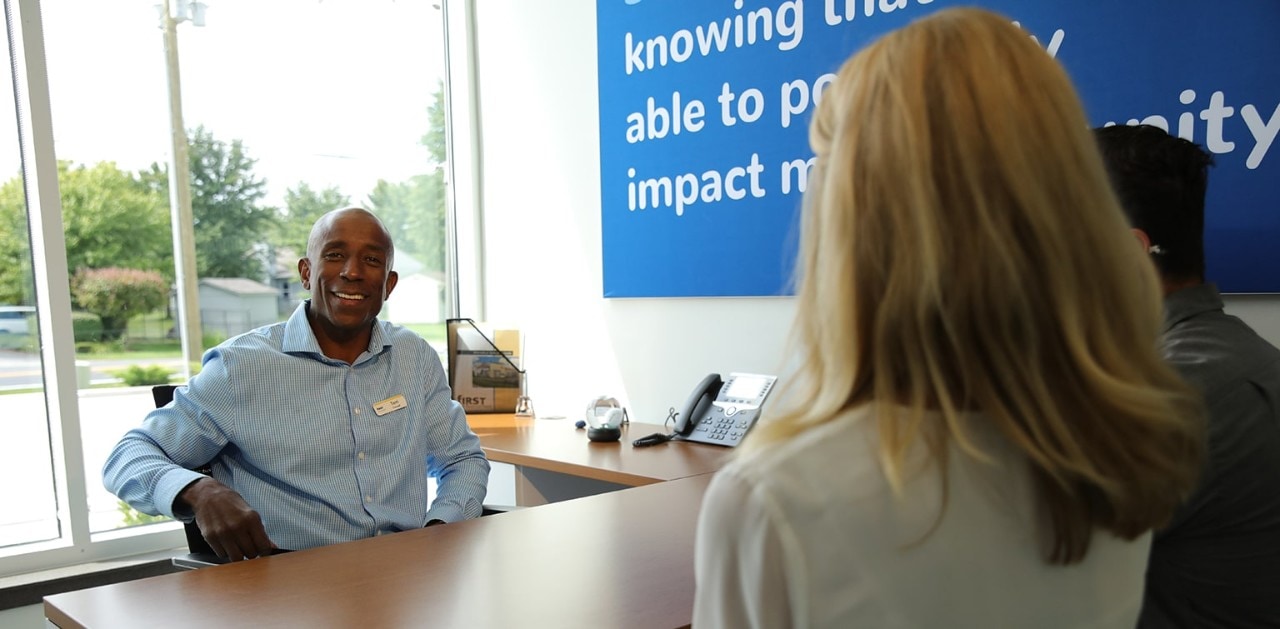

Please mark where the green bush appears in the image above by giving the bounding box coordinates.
[114,364,173,386]
[71,311,103,343]
[0,332,35,352]
[117,500,168,527]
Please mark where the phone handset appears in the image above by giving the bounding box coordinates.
[632,372,774,448]
[673,373,724,436]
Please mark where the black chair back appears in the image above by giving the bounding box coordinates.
[151,384,222,564]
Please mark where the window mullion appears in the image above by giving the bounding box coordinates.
[8,0,91,548]
[442,0,484,320]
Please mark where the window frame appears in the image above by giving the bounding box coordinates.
[1,0,188,578]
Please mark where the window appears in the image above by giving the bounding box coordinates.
[0,0,457,577]
[0,16,58,552]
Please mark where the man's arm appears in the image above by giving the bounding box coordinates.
[102,351,276,559]
[102,384,229,521]
[421,366,490,524]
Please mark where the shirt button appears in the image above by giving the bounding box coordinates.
[354,408,361,415]
[375,530,382,536]
[358,452,366,460]
[365,495,373,503]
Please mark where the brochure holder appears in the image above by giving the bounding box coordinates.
[445,318,529,414]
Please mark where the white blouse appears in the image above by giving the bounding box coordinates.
[693,407,1151,628]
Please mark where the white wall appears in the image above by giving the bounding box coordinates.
[463,0,793,423]
[462,0,1279,423]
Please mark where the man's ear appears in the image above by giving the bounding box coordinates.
[1132,228,1152,254]
[383,271,399,300]
[298,258,312,291]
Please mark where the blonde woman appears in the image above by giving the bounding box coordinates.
[693,8,1204,629]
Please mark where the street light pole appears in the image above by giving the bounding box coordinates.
[160,0,203,377]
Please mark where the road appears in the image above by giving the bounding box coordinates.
[0,350,187,390]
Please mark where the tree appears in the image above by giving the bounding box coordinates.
[0,173,35,305]
[367,174,446,273]
[278,182,349,256]
[142,125,277,280]
[366,82,449,274]
[71,267,169,341]
[0,161,170,305]
[422,79,447,165]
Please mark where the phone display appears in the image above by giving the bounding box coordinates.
[673,372,776,447]
[723,374,772,402]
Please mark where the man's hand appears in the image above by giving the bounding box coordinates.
[176,477,277,561]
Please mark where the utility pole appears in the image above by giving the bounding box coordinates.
[159,0,205,375]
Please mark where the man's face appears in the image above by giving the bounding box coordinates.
[298,210,398,340]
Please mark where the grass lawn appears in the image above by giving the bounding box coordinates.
[403,322,447,346]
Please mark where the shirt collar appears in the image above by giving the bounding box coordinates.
[1163,283,1224,333]
[282,300,392,362]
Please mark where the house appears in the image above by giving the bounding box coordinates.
[381,251,445,325]
[260,244,306,316]
[198,278,282,338]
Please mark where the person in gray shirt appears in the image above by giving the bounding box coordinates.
[1096,124,1280,628]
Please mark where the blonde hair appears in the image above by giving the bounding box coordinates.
[745,7,1203,564]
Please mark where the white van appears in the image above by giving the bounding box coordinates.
[0,305,36,335]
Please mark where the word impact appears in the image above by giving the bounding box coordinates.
[627,154,766,216]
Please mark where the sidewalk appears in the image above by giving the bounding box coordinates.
[0,387,158,547]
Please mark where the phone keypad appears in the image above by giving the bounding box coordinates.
[689,407,756,445]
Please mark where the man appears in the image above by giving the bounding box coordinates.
[1095,124,1280,628]
[104,207,489,561]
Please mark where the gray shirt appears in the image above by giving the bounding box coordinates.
[1139,284,1280,629]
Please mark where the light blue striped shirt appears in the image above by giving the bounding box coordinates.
[103,302,489,550]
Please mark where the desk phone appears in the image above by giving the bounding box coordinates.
[673,372,776,447]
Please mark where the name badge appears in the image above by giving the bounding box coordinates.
[373,394,408,417]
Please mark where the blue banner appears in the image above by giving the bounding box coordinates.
[597,0,1280,297]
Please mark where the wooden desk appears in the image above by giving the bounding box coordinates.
[469,414,728,505]
[45,474,713,629]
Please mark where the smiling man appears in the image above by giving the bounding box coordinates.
[104,207,489,561]
[301,207,400,363]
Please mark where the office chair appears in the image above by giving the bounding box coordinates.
[150,385,517,569]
